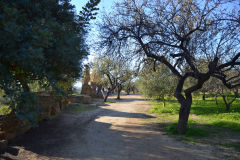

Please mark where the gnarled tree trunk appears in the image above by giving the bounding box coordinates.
[202,92,205,100]
[117,85,122,99]
[102,88,111,102]
[215,94,218,105]
[126,87,130,95]
[162,96,166,108]
[177,94,192,134]
[221,89,238,111]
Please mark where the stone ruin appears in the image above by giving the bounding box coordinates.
[81,65,92,95]
[0,92,70,150]
[81,65,103,98]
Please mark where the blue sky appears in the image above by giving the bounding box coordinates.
[71,0,116,63]
[71,0,115,14]
[71,0,116,88]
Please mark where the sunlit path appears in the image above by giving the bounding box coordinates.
[1,95,220,160]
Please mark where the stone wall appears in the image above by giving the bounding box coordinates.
[0,91,97,151]
[0,93,69,151]
[36,93,68,121]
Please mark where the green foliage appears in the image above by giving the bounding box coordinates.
[136,60,176,99]
[15,92,40,125]
[0,105,12,115]
[92,56,133,89]
[149,100,179,114]
[212,121,240,131]
[0,0,100,123]
[165,124,178,135]
[79,0,101,27]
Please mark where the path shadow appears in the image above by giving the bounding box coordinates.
[2,119,218,160]
[0,95,219,160]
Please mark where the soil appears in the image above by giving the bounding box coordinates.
[0,95,236,160]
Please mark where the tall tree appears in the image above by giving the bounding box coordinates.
[97,0,240,134]
[0,0,100,121]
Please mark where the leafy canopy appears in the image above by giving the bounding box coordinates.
[0,0,100,122]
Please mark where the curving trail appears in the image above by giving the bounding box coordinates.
[1,95,219,160]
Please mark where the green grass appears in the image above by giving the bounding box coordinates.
[166,123,209,137]
[149,100,179,115]
[150,95,240,132]
[164,123,209,144]
[0,105,12,115]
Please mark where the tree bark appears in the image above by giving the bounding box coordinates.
[117,85,122,99]
[222,95,231,111]
[225,103,230,111]
[202,92,205,100]
[132,87,135,94]
[162,96,165,108]
[215,94,218,105]
[177,95,192,134]
[126,87,130,95]
[103,90,110,102]
[221,89,238,111]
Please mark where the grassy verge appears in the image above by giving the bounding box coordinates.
[150,97,240,131]
[149,95,240,148]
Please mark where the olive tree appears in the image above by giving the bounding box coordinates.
[97,0,240,134]
[137,59,176,107]
[92,56,132,101]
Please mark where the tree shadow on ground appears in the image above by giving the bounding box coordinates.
[2,117,218,160]
[0,95,224,160]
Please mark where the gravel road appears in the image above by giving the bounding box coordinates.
[1,95,220,160]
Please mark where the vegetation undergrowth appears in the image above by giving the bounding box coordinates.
[166,123,209,137]
[0,105,12,115]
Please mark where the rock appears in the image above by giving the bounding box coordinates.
[37,94,64,119]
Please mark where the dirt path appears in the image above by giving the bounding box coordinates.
[1,95,221,160]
